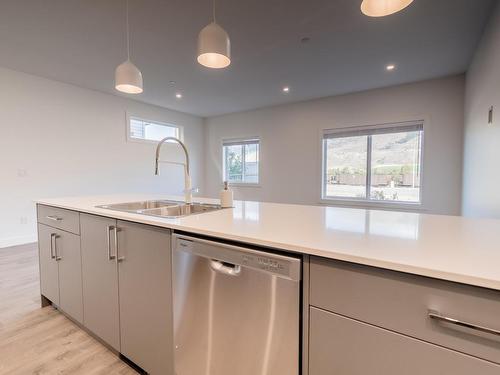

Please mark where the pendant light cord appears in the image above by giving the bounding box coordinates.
[126,0,130,60]
[212,0,216,23]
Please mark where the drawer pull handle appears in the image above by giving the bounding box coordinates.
[428,310,500,337]
[46,215,63,222]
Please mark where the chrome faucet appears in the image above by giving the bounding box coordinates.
[155,137,194,204]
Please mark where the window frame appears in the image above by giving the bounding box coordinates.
[320,121,425,209]
[126,114,183,145]
[222,137,261,187]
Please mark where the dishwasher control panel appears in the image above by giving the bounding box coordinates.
[244,254,286,272]
[175,235,301,281]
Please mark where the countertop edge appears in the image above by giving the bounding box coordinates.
[35,199,500,292]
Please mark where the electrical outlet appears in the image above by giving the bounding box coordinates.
[17,169,28,177]
[20,217,28,225]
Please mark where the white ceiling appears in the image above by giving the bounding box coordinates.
[0,0,495,117]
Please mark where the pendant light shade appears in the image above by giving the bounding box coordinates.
[197,22,231,69]
[361,0,413,17]
[115,0,143,94]
[115,60,143,94]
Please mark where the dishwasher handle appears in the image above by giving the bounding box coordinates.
[210,259,242,276]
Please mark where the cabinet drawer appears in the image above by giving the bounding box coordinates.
[309,307,500,375]
[310,257,500,364]
[37,205,80,235]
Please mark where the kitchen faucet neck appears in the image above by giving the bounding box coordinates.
[155,137,193,203]
[155,137,190,176]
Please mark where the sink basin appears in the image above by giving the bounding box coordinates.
[97,200,222,218]
[97,200,180,212]
[141,203,221,218]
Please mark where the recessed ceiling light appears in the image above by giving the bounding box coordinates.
[386,64,396,71]
[282,86,290,93]
[175,93,183,99]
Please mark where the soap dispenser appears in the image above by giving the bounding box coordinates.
[220,181,233,208]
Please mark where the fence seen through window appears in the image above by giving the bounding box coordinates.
[323,122,423,203]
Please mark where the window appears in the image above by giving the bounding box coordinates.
[322,122,423,204]
[128,117,180,143]
[223,138,260,184]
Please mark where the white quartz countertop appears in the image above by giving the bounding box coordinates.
[36,194,500,291]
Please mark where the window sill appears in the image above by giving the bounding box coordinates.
[226,183,261,188]
[319,197,427,212]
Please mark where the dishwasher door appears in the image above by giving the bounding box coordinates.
[172,234,301,375]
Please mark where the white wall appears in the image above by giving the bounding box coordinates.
[0,67,204,247]
[0,65,471,247]
[462,4,500,218]
[205,76,465,215]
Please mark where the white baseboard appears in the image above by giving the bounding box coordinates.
[0,234,38,249]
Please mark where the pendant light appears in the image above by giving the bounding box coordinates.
[197,0,231,69]
[115,0,143,94]
[361,0,413,17]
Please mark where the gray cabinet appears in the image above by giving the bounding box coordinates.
[56,228,83,323]
[117,220,173,375]
[79,214,174,374]
[80,214,120,351]
[38,224,60,306]
[310,257,500,364]
[309,307,500,375]
[308,256,500,374]
[37,223,83,324]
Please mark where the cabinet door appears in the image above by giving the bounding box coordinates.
[38,224,60,306]
[80,214,120,351]
[117,221,173,375]
[57,229,83,324]
[309,307,500,375]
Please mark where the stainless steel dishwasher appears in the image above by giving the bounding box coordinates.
[172,233,301,375]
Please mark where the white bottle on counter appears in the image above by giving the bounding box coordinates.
[220,181,233,208]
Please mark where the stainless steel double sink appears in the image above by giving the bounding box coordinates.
[97,200,222,219]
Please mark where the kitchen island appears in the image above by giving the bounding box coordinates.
[35,194,500,375]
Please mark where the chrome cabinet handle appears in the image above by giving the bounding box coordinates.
[428,310,500,337]
[50,233,57,259]
[114,227,125,263]
[53,234,62,261]
[46,215,62,222]
[106,225,116,260]
[210,259,241,276]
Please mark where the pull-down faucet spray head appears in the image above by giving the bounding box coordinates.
[154,158,160,175]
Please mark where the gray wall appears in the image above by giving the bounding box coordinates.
[1,49,482,247]
[0,67,204,247]
[462,4,500,218]
[204,76,465,215]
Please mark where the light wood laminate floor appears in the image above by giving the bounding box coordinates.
[0,243,137,374]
